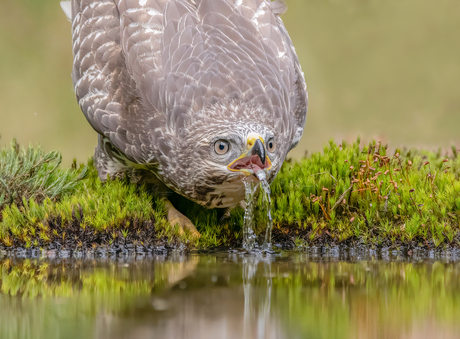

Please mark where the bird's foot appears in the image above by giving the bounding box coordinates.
[162,198,201,238]
[219,208,232,222]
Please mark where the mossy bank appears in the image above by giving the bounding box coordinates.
[1,138,460,253]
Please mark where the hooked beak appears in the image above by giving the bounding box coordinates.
[227,136,272,175]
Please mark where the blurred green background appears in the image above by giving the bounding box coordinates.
[0,0,459,164]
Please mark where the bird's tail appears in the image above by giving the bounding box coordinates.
[60,1,72,21]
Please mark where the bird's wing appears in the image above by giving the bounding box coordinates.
[237,0,307,151]
[116,0,168,114]
[70,0,307,162]
[70,0,154,163]
[276,14,308,150]
[116,0,301,127]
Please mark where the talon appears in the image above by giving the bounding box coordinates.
[163,198,201,238]
[219,207,233,222]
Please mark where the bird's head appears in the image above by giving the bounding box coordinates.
[213,131,274,179]
[160,102,293,209]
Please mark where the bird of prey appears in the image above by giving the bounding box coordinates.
[61,0,307,237]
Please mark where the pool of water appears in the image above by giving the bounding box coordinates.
[1,250,460,339]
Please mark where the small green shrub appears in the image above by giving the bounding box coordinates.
[0,140,87,212]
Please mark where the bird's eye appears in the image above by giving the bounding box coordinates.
[214,140,230,155]
[267,139,276,152]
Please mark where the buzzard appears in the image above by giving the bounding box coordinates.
[61,0,307,237]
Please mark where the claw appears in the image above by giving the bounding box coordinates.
[219,207,234,222]
[163,198,201,238]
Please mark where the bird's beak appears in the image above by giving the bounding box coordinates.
[227,134,272,175]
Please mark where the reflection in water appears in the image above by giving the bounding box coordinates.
[99,254,284,339]
[243,255,274,339]
[1,252,460,339]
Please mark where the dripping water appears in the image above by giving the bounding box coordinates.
[256,171,273,251]
[242,171,273,252]
[242,178,257,251]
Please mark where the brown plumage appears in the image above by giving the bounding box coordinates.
[62,0,307,232]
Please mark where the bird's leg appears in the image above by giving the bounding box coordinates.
[162,198,201,238]
[142,176,201,238]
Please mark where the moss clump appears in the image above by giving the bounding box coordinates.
[0,138,460,251]
[0,159,174,249]
[0,141,177,249]
[0,140,87,212]
[271,138,460,248]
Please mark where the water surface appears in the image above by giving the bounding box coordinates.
[1,251,460,339]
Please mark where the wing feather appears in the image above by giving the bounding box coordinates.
[60,1,72,20]
[275,14,308,150]
[70,0,151,163]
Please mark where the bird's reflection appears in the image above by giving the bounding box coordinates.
[88,253,285,339]
[242,254,274,339]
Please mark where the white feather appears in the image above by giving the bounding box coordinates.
[60,1,72,21]
[270,0,287,15]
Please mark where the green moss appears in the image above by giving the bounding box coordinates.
[270,138,460,247]
[1,138,459,250]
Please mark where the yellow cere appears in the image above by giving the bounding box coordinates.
[246,133,264,148]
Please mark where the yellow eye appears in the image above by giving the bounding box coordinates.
[267,139,276,152]
[214,140,230,155]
